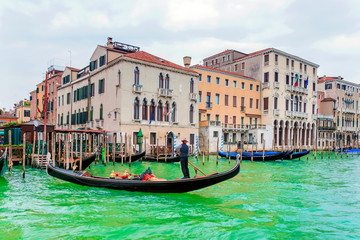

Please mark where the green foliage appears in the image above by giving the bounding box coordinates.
[3,122,19,127]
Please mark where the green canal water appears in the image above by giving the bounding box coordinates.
[1,153,360,239]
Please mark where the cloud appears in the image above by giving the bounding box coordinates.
[313,34,360,54]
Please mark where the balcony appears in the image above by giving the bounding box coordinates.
[344,108,356,114]
[221,123,267,131]
[345,90,354,96]
[274,82,280,89]
[286,85,310,95]
[313,91,317,97]
[343,126,356,132]
[262,82,270,89]
[206,102,212,109]
[273,109,280,116]
[86,121,93,129]
[158,88,173,98]
[95,119,103,129]
[314,114,333,120]
[240,106,246,113]
[133,84,143,94]
[209,120,221,127]
[285,111,307,118]
[189,93,197,101]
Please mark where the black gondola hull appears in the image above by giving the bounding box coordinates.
[114,151,146,163]
[218,151,291,161]
[143,155,180,163]
[47,159,240,193]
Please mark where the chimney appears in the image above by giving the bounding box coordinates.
[338,76,341,80]
[323,75,326,81]
[183,56,191,68]
[107,37,113,48]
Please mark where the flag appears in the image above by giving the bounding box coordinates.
[163,105,167,119]
[149,111,155,125]
[294,74,299,87]
[167,107,174,116]
[304,76,309,89]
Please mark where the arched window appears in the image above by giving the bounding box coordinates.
[165,74,170,89]
[171,102,176,122]
[61,113,63,125]
[150,99,156,121]
[90,106,93,121]
[142,99,148,120]
[189,104,194,123]
[165,101,170,122]
[294,96,298,112]
[134,97,140,120]
[100,104,103,120]
[190,78,194,93]
[134,67,140,85]
[159,73,164,88]
[66,112,69,125]
[157,101,163,121]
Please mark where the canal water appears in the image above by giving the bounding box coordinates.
[1,153,360,239]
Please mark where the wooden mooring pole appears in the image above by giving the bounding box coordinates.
[22,133,26,178]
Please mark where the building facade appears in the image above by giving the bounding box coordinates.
[204,48,319,150]
[57,38,199,150]
[45,67,64,125]
[317,76,360,148]
[29,90,36,120]
[191,65,263,152]
[15,100,31,123]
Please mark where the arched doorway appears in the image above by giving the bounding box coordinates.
[167,132,174,148]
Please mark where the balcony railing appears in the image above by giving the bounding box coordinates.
[343,126,356,132]
[285,111,308,118]
[314,114,333,120]
[273,109,280,116]
[158,88,173,98]
[240,106,246,112]
[95,119,104,129]
[274,82,280,89]
[221,123,267,130]
[313,91,317,97]
[206,102,212,109]
[133,84,143,93]
[189,92,197,101]
[262,82,270,89]
[345,90,354,96]
[286,85,310,95]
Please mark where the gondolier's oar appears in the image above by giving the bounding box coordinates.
[188,161,222,188]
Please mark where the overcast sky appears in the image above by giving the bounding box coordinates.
[1,0,360,109]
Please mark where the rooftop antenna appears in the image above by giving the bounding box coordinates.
[68,50,72,67]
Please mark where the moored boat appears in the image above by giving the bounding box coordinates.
[56,151,97,170]
[114,151,146,163]
[47,158,240,193]
[0,149,7,177]
[218,150,291,161]
[283,150,310,160]
[143,155,180,163]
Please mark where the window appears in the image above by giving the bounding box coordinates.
[256,99,259,109]
[286,99,289,111]
[199,74,202,81]
[190,134,195,145]
[189,105,194,123]
[67,93,70,104]
[62,75,70,85]
[233,81,237,88]
[61,95,64,106]
[165,102,170,122]
[233,96,237,107]
[215,114,219,121]
[300,63,302,71]
[98,79,105,94]
[228,55,230,60]
[100,104,103,120]
[312,104,315,114]
[24,110,30,117]
[233,116,236,125]
[171,102,176,122]
[264,54,269,64]
[206,93,211,108]
[286,58,289,67]
[241,62,245,70]
[225,79,229,86]
[241,97,245,108]
[142,99,148,120]
[61,114,63,125]
[313,82,316,91]
[264,72,269,82]
[304,65,307,72]
[274,97,278,109]
[206,114,210,121]
[90,107,93,121]
[313,68,316,75]
[225,95,229,106]
[250,84,253,90]
[256,85,259,91]
[263,97,269,110]
[134,67,140,85]
[66,112,70,124]
[286,75,289,85]
[199,91,202,103]
[90,60,97,71]
[215,94,220,105]
[90,83,95,97]
[190,78,194,93]
[159,73,164,88]
[291,60,294,68]
[337,84,341,89]
[223,56,225,62]
[325,84,332,89]
[157,101,163,121]
[275,72,278,82]
[207,75,211,83]
[235,64,238,71]
[165,74,170,89]
[275,54,278,64]
[216,77,220,85]
[241,82,245,89]
[213,131,218,137]
[150,100,156,121]
[250,98,253,108]
[134,98,140,120]
[99,55,106,67]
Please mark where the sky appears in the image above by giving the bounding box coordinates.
[1,0,360,110]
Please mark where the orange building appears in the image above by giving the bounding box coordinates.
[191,65,263,152]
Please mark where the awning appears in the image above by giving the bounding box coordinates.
[345,100,353,104]
[0,131,3,136]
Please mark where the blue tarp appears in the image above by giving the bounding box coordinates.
[345,100,353,104]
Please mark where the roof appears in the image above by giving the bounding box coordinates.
[55,129,108,134]
[125,51,197,74]
[66,67,80,72]
[192,64,255,80]
[0,113,17,119]
[98,45,130,54]
[318,76,339,82]
[204,50,233,60]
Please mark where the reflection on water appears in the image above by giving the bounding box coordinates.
[1,153,360,239]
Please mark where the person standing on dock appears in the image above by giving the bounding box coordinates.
[177,139,190,178]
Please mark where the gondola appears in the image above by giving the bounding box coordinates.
[283,150,310,160]
[0,149,7,177]
[143,154,180,163]
[56,151,97,170]
[114,151,146,163]
[218,150,291,161]
[46,158,240,193]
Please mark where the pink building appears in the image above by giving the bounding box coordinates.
[29,90,36,120]
[45,68,64,125]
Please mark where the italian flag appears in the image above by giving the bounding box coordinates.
[294,74,299,87]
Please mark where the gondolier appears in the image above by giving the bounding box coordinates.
[177,139,190,178]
